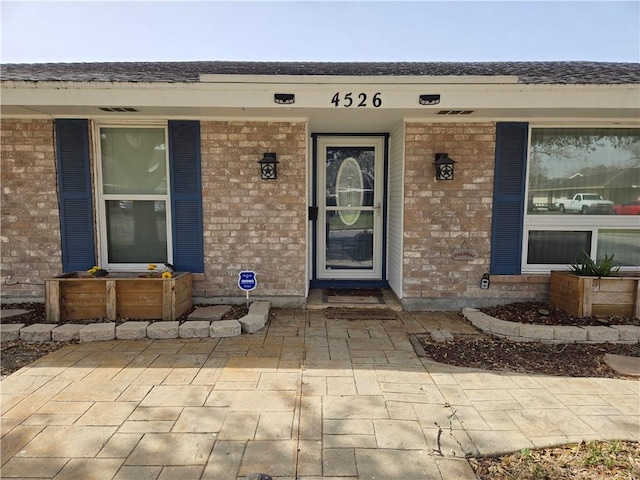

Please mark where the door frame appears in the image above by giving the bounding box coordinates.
[310,132,390,288]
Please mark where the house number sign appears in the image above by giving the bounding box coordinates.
[331,92,382,108]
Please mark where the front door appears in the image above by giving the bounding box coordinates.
[315,136,386,282]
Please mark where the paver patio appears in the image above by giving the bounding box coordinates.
[1,308,638,479]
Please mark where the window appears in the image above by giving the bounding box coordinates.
[97,125,171,268]
[523,127,640,272]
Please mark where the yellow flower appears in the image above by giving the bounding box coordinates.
[147,264,157,271]
[161,271,172,279]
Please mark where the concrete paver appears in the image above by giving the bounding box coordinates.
[1,308,638,480]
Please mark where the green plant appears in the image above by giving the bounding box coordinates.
[569,251,620,277]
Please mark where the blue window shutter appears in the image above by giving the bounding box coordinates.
[55,119,96,272]
[490,122,528,274]
[169,120,204,272]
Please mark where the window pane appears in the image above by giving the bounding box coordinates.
[106,200,167,263]
[527,128,640,215]
[101,127,167,194]
[326,211,374,270]
[527,231,591,264]
[597,229,640,266]
[325,147,375,207]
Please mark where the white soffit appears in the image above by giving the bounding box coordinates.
[198,74,521,85]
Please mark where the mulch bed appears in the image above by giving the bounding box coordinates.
[417,334,640,379]
[481,301,639,327]
[417,301,639,380]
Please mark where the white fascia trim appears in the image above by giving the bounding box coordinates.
[404,117,640,125]
[198,74,521,85]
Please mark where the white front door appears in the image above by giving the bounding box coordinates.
[316,136,385,280]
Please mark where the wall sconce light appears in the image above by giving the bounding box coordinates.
[434,153,456,180]
[419,94,441,105]
[274,93,295,104]
[258,152,279,180]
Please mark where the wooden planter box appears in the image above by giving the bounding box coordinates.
[550,270,640,318]
[45,272,192,322]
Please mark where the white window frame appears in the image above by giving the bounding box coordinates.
[93,121,173,271]
[522,124,640,274]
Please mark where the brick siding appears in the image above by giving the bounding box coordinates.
[1,119,61,300]
[196,121,308,300]
[402,122,547,306]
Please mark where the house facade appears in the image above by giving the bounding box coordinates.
[1,61,639,310]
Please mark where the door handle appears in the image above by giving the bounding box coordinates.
[308,206,319,222]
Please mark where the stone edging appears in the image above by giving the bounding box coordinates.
[0,302,271,343]
[462,307,640,344]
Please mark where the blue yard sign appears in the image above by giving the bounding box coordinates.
[238,271,257,292]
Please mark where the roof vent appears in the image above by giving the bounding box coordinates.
[98,107,139,113]
[436,110,474,115]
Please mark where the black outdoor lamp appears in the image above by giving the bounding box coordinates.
[258,152,279,180]
[434,153,456,180]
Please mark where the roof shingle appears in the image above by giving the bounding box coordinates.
[2,61,639,84]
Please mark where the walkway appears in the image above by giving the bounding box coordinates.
[1,309,638,479]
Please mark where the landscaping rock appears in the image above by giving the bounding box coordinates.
[519,324,554,341]
[20,323,56,342]
[238,314,266,334]
[0,309,29,319]
[490,319,520,337]
[612,325,640,342]
[147,321,179,339]
[1,323,25,342]
[604,353,640,377]
[461,308,493,331]
[52,324,83,342]
[79,323,115,342]
[179,321,210,338]
[210,320,241,337]
[188,305,232,321]
[553,326,588,342]
[430,330,454,343]
[583,326,619,343]
[249,301,271,316]
[116,322,149,340]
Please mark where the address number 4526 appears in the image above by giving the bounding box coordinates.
[331,92,382,108]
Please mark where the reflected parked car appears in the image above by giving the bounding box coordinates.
[610,200,640,215]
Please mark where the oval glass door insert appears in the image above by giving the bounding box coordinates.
[336,157,364,226]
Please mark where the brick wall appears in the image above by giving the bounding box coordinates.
[1,119,60,300]
[402,122,547,309]
[196,121,308,302]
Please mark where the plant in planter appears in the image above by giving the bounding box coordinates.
[550,252,639,318]
[143,263,173,278]
[568,252,620,277]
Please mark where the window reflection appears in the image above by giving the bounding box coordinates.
[528,128,640,215]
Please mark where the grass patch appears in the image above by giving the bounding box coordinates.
[471,440,640,480]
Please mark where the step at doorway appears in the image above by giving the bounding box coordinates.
[306,288,402,311]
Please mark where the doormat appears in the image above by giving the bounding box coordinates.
[323,288,385,304]
[325,288,383,297]
[324,308,398,320]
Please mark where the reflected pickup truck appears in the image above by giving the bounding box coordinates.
[555,193,614,214]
